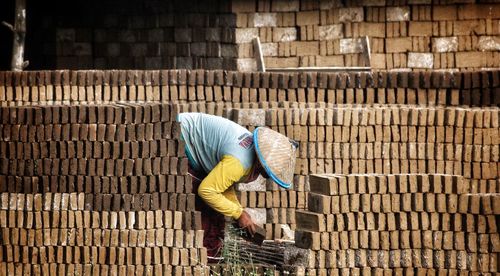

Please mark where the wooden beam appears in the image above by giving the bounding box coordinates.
[2,0,28,71]
[253,37,266,72]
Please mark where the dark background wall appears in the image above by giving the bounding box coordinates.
[1,0,499,71]
[1,0,237,70]
[1,0,93,70]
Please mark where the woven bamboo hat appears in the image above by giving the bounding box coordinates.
[253,127,298,189]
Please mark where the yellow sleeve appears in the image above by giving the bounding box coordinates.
[197,155,250,219]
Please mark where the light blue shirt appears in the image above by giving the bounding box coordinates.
[177,113,256,174]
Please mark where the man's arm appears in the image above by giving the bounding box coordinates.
[197,155,248,219]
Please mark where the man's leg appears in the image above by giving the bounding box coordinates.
[188,168,226,259]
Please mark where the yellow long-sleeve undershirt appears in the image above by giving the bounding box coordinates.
[197,155,251,219]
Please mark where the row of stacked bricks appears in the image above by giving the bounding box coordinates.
[0,70,499,106]
[0,69,498,266]
[289,174,500,275]
[171,101,500,240]
[232,1,500,70]
[53,2,240,70]
[0,102,209,275]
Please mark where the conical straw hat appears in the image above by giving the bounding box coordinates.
[253,127,298,189]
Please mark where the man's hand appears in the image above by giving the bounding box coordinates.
[238,210,256,236]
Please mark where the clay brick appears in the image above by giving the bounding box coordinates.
[454,20,486,36]
[308,192,331,213]
[386,38,412,53]
[295,230,320,250]
[478,36,500,51]
[232,0,255,12]
[409,22,433,36]
[339,38,365,54]
[458,4,500,20]
[318,25,343,41]
[433,5,457,21]
[294,41,319,56]
[408,53,433,69]
[432,37,458,53]
[296,210,326,232]
[386,7,410,21]
[252,13,278,27]
[456,52,488,68]
[273,28,297,42]
[271,0,299,12]
[296,11,319,26]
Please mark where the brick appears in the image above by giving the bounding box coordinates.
[386,7,410,21]
[236,58,256,71]
[316,55,344,67]
[458,4,500,20]
[296,210,326,232]
[340,38,365,54]
[409,22,433,36]
[338,7,364,22]
[235,28,259,43]
[455,52,488,68]
[231,0,256,12]
[232,108,266,126]
[308,193,331,213]
[407,53,433,69]
[271,0,299,12]
[309,174,341,195]
[478,36,500,51]
[433,5,457,21]
[294,41,319,56]
[296,11,320,26]
[261,42,278,56]
[454,20,486,36]
[295,230,320,250]
[359,23,385,38]
[174,28,192,43]
[386,38,412,53]
[432,37,458,53]
[273,28,297,42]
[318,25,343,40]
[252,13,278,27]
[264,57,299,68]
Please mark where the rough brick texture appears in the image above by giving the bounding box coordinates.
[0,69,499,275]
[4,1,500,73]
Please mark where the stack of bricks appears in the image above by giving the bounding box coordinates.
[0,102,208,275]
[232,0,500,70]
[171,100,500,240]
[2,69,497,241]
[3,69,500,106]
[25,0,500,71]
[45,0,240,70]
[229,104,500,240]
[289,173,499,275]
[1,70,499,106]
[0,69,498,272]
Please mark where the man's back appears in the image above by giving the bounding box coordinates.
[177,113,255,174]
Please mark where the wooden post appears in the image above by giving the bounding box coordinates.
[359,36,371,68]
[253,37,265,72]
[2,0,29,71]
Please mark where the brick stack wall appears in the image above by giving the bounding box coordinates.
[36,0,239,70]
[289,174,499,275]
[0,69,499,274]
[232,0,500,70]
[18,1,500,71]
[0,101,208,275]
[228,104,500,240]
[0,70,499,105]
